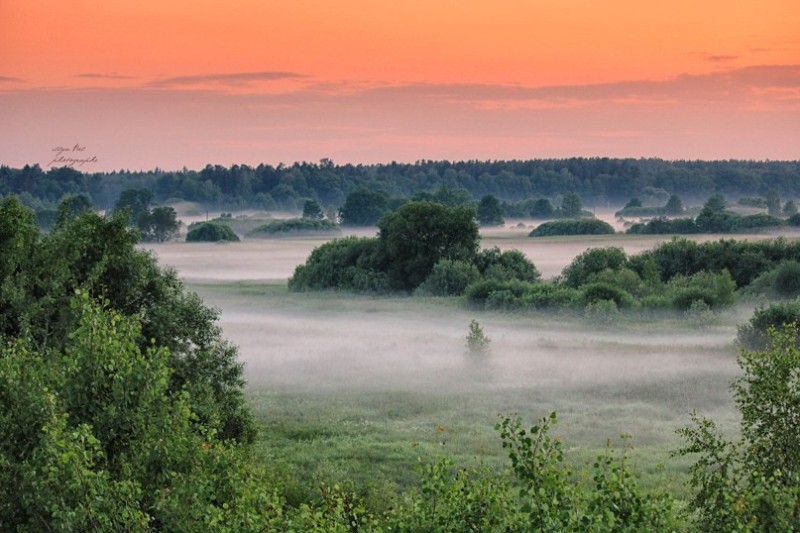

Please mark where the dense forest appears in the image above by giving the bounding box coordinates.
[2,158,799,212]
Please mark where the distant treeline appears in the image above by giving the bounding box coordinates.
[2,158,799,211]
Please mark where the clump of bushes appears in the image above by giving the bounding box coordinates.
[186,221,240,242]
[737,301,800,349]
[248,217,340,237]
[530,218,615,237]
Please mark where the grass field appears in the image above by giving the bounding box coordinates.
[138,225,785,507]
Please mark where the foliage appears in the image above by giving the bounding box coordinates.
[676,327,800,531]
[530,198,555,218]
[664,194,684,215]
[627,217,700,235]
[561,247,628,288]
[560,192,583,218]
[474,246,540,283]
[378,201,479,291]
[0,205,253,443]
[581,282,636,309]
[737,301,800,350]
[477,194,504,226]
[114,188,153,224]
[415,259,481,297]
[0,297,278,530]
[186,221,240,242]
[465,320,491,355]
[248,217,340,237]
[530,218,615,237]
[302,198,325,219]
[339,189,390,226]
[137,205,181,242]
[288,236,389,292]
[784,200,798,217]
[773,261,800,298]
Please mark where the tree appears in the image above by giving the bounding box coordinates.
[560,193,583,218]
[378,201,479,291]
[784,200,798,218]
[0,297,279,530]
[530,198,555,219]
[56,194,93,226]
[477,194,504,226]
[113,188,153,224]
[676,327,800,530]
[339,189,389,226]
[302,199,325,220]
[766,189,782,217]
[138,205,180,242]
[664,194,684,215]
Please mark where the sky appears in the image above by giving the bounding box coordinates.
[1,1,798,171]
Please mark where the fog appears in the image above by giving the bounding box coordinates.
[144,229,749,445]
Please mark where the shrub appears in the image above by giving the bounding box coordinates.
[519,284,581,310]
[474,247,540,283]
[186,222,240,242]
[627,217,700,235]
[584,299,619,324]
[581,282,636,309]
[464,279,531,308]
[248,217,339,237]
[773,261,800,298]
[561,247,628,288]
[737,301,800,350]
[415,259,481,296]
[288,236,388,292]
[466,320,491,355]
[530,218,615,237]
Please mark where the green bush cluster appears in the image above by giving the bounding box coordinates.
[529,218,615,237]
[248,217,340,237]
[186,221,240,242]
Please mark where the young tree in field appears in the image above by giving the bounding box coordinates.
[113,188,153,224]
[530,198,555,219]
[664,194,684,215]
[766,189,782,217]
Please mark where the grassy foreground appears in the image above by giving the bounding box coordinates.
[192,281,748,508]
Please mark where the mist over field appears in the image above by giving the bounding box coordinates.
[143,227,754,448]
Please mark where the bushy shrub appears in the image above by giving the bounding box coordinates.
[737,301,800,349]
[474,247,540,283]
[288,236,388,292]
[773,261,800,298]
[416,259,481,296]
[464,279,532,308]
[519,284,581,309]
[186,221,240,242]
[581,282,636,309]
[666,270,736,310]
[561,247,628,288]
[731,213,786,231]
[627,217,700,235]
[584,298,620,324]
[248,217,339,236]
[529,218,615,237]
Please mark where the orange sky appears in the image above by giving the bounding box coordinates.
[1,1,798,170]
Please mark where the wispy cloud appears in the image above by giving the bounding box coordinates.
[704,54,739,63]
[0,75,24,83]
[148,71,307,88]
[75,72,135,80]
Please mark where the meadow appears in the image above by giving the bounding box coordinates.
[143,222,778,506]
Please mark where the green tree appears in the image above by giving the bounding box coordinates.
[766,189,782,217]
[664,194,684,215]
[138,205,180,242]
[676,327,800,530]
[114,188,153,224]
[56,194,93,226]
[477,194,504,226]
[560,193,583,218]
[530,198,555,219]
[302,199,325,220]
[339,189,389,226]
[784,200,798,217]
[378,201,479,291]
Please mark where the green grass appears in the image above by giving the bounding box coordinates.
[190,280,746,508]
